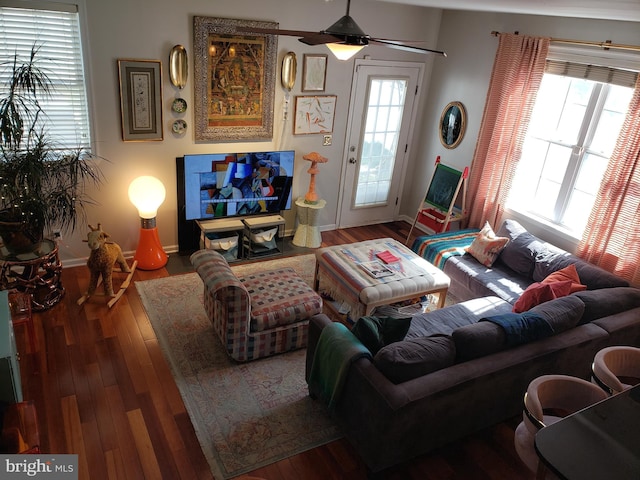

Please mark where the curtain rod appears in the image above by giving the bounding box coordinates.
[490,30,640,53]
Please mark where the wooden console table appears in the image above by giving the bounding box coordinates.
[0,239,65,311]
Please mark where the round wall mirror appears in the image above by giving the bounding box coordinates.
[439,101,466,149]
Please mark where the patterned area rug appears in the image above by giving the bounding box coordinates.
[135,254,340,479]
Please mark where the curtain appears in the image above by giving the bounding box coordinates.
[577,76,640,286]
[466,33,550,229]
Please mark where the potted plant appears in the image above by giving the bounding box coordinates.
[0,45,103,254]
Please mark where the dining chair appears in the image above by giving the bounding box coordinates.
[592,345,640,395]
[514,374,608,479]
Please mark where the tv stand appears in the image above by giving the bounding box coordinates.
[196,214,285,261]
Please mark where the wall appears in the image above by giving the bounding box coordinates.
[59,0,441,265]
[404,10,640,252]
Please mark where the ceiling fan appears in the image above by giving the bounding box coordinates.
[237,0,447,60]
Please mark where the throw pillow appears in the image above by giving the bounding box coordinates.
[512,280,573,313]
[351,315,412,355]
[541,264,587,293]
[374,335,456,384]
[481,312,554,347]
[465,221,510,267]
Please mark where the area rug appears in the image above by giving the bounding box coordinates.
[135,254,340,479]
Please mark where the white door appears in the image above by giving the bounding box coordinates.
[338,61,423,227]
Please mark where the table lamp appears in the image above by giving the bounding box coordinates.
[128,176,168,270]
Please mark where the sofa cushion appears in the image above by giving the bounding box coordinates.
[351,316,412,355]
[533,246,628,290]
[465,221,510,267]
[572,287,640,323]
[374,335,456,384]
[529,295,585,333]
[513,280,573,313]
[541,264,587,293]
[452,321,506,361]
[496,219,543,276]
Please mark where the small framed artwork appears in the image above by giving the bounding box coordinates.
[302,54,328,92]
[294,95,337,134]
[117,59,163,141]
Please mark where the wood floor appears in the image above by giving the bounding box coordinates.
[17,221,535,480]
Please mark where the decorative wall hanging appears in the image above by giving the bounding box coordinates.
[439,101,466,149]
[169,45,188,89]
[294,95,337,135]
[302,54,327,92]
[117,59,163,142]
[281,51,297,91]
[193,16,278,142]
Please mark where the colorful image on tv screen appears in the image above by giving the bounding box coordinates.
[183,151,294,221]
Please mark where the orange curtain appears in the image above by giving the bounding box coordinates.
[577,76,640,286]
[467,33,550,229]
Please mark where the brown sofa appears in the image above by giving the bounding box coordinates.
[305,223,640,473]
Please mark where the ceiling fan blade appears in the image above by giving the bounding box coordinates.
[236,26,341,46]
[370,38,447,57]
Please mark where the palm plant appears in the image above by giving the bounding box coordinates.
[0,45,103,253]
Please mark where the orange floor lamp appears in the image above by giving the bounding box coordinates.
[128,175,168,270]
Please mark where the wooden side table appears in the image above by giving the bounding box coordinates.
[0,239,65,311]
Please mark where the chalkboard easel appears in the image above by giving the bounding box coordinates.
[406,157,468,243]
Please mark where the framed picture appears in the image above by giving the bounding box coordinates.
[302,54,327,92]
[117,59,163,141]
[193,16,278,142]
[294,95,337,135]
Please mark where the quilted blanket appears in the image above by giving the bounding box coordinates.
[411,229,479,270]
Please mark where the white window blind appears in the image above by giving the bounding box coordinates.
[0,4,91,150]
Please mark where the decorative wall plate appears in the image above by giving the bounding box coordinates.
[172,98,187,113]
[172,119,187,134]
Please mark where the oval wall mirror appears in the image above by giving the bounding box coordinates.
[169,45,188,89]
[439,101,466,149]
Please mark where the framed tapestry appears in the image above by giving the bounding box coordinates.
[117,59,163,141]
[293,95,337,135]
[193,16,278,142]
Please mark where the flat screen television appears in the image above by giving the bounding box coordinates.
[181,151,294,221]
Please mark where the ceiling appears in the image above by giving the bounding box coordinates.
[375,0,640,23]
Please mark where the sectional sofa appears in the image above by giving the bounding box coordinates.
[305,220,640,473]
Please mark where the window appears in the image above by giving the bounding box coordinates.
[0,3,91,150]
[508,72,633,237]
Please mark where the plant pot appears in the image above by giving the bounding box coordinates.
[0,215,44,255]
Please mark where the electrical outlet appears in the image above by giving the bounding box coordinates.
[323,134,332,146]
[53,230,62,241]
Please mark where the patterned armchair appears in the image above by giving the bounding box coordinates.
[191,250,323,362]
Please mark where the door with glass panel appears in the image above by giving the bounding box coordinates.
[338,62,422,227]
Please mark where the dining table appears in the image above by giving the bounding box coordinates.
[535,383,640,479]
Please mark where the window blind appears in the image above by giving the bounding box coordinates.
[0,5,91,150]
[545,59,638,88]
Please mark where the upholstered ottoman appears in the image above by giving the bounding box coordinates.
[191,250,323,362]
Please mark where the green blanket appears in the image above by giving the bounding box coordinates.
[308,322,372,411]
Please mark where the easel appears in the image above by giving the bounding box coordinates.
[406,157,468,244]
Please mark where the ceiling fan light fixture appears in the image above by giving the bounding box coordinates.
[327,42,366,60]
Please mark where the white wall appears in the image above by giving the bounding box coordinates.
[404,10,640,252]
[60,0,640,265]
[61,0,441,265]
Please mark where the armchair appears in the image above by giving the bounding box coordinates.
[191,250,323,362]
